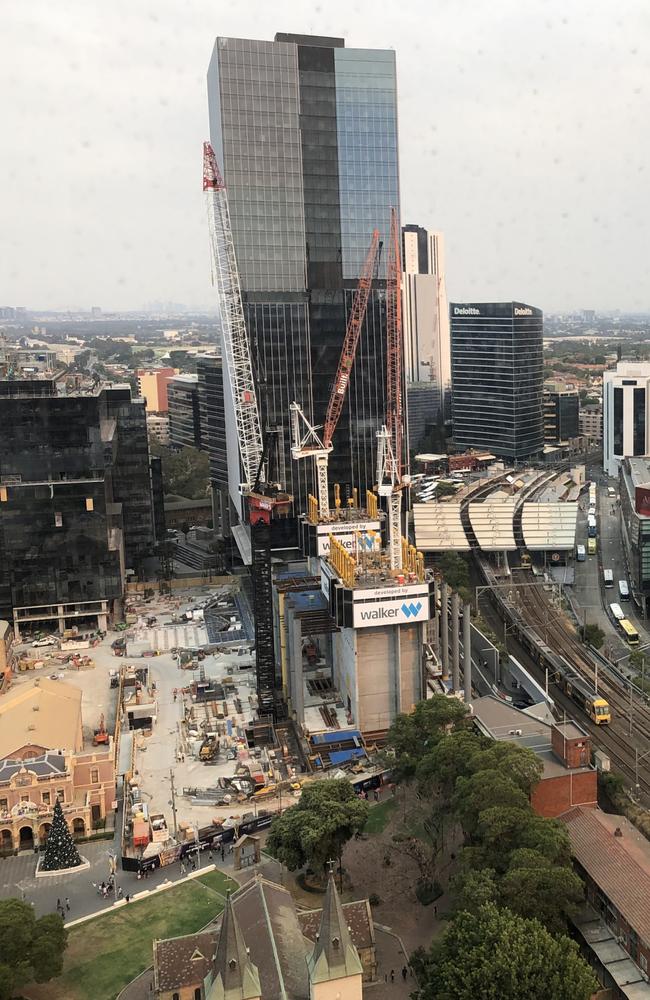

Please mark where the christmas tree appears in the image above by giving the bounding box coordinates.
[41,798,83,871]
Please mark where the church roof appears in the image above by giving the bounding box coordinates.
[307,871,363,984]
[208,892,261,1000]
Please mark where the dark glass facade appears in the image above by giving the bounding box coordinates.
[168,376,202,450]
[543,390,579,443]
[207,33,400,523]
[0,379,155,620]
[450,302,544,460]
[614,387,624,456]
[634,387,646,456]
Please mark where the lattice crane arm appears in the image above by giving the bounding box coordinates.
[203,141,264,492]
[323,228,381,448]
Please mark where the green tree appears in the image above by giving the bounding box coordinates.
[500,853,585,933]
[583,623,605,649]
[412,904,597,1000]
[385,696,469,781]
[436,552,470,592]
[266,779,368,873]
[150,444,209,499]
[0,900,67,996]
[448,868,497,915]
[452,772,530,837]
[415,729,486,801]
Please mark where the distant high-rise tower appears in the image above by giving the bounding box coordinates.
[207,34,400,530]
[603,361,650,477]
[450,301,544,461]
[401,226,451,407]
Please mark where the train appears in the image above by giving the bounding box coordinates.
[486,585,611,725]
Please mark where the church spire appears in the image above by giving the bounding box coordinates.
[208,891,261,1000]
[308,868,363,987]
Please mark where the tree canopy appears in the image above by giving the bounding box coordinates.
[266,779,368,873]
[0,900,67,998]
[150,444,209,500]
[411,903,597,1000]
[385,695,469,781]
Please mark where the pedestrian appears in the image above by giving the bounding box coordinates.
[180,862,186,875]
[373,789,379,802]
[144,868,149,879]
[384,973,387,983]
[125,894,130,903]
[118,886,123,899]
[402,967,408,981]
[56,897,61,910]
[433,904,437,917]
[65,897,70,912]
[208,850,213,862]
[390,969,395,983]
[391,784,396,797]
[220,845,225,862]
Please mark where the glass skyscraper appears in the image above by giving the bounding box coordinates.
[207,33,400,528]
[450,302,544,461]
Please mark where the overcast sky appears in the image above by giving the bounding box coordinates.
[3,0,650,313]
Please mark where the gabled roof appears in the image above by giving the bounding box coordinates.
[0,678,82,759]
[154,930,217,991]
[561,807,650,943]
[298,899,374,952]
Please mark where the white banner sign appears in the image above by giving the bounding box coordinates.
[353,592,430,629]
[315,520,381,557]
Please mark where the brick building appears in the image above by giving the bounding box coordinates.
[0,677,115,853]
[471,697,597,818]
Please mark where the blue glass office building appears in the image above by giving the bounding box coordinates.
[207,34,400,524]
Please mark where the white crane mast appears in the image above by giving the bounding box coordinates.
[376,424,403,571]
[203,142,264,492]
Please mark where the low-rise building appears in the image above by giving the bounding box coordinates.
[471,696,597,818]
[0,678,115,853]
[561,806,650,997]
[137,367,177,413]
[147,413,171,446]
[579,403,602,443]
[619,457,650,614]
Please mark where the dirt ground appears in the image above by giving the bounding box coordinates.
[342,785,461,959]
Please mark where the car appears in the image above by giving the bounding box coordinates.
[32,636,58,648]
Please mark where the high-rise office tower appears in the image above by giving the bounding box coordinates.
[207,33,400,528]
[450,302,544,461]
[603,362,650,477]
[402,225,451,410]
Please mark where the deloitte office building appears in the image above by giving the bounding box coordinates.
[450,301,544,461]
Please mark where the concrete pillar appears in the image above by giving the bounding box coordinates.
[451,592,460,692]
[431,580,440,655]
[57,604,65,636]
[463,603,472,703]
[440,582,449,681]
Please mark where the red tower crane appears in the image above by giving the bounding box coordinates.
[290,229,381,519]
[377,207,407,570]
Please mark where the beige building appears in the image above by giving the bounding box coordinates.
[153,873,371,999]
[147,413,171,446]
[137,368,177,413]
[579,403,602,444]
[0,678,115,852]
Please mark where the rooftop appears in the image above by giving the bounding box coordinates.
[0,678,83,759]
[561,807,650,944]
[154,929,217,991]
[471,696,591,780]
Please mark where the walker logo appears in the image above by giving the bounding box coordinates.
[352,591,430,629]
[315,520,381,557]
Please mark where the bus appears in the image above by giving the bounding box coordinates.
[603,569,614,588]
[620,619,640,646]
[589,483,597,506]
[609,602,625,621]
[588,538,597,555]
[588,515,597,537]
[619,579,630,601]
[576,544,586,562]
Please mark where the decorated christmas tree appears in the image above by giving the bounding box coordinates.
[41,798,83,871]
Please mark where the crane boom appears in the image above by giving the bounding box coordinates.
[203,141,264,492]
[386,207,403,480]
[323,228,381,448]
[204,141,291,717]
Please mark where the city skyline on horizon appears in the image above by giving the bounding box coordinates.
[4,2,650,313]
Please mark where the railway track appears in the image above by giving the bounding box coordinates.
[510,571,650,796]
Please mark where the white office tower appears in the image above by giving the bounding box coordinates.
[402,226,451,439]
[603,362,650,477]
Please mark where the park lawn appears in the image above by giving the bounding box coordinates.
[197,868,238,895]
[26,876,229,1000]
[364,797,398,835]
